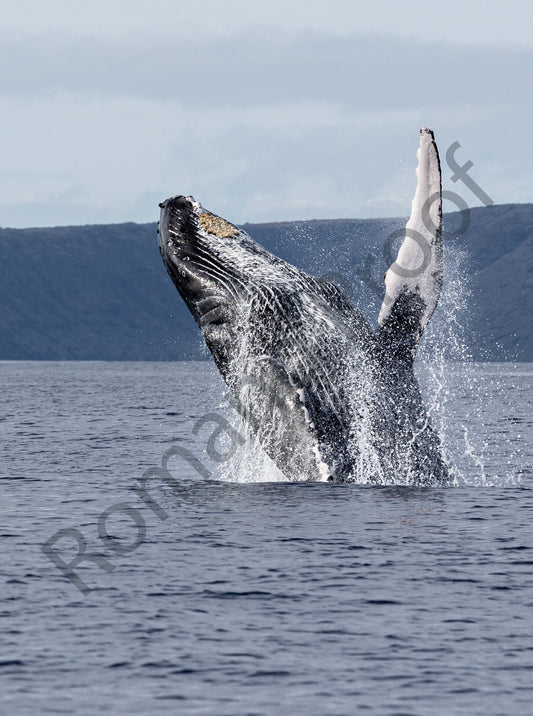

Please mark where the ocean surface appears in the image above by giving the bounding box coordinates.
[1,360,532,715]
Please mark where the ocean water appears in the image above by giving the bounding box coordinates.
[1,360,533,715]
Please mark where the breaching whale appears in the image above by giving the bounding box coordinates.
[158,128,449,484]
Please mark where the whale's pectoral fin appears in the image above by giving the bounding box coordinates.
[375,127,443,365]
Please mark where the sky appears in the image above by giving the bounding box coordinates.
[1,0,532,227]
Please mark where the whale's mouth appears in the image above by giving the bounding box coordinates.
[158,195,241,330]
[158,195,202,255]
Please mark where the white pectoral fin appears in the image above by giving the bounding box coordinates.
[376,127,443,363]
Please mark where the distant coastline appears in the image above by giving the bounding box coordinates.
[1,203,531,361]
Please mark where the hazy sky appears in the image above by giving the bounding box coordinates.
[1,0,532,227]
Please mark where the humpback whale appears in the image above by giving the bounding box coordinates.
[158,128,449,484]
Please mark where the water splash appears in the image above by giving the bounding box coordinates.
[209,241,526,487]
[218,425,288,484]
[417,244,526,487]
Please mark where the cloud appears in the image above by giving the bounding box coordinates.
[0,91,522,228]
[1,28,531,227]
[2,29,533,111]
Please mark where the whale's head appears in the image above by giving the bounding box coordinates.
[158,195,285,368]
